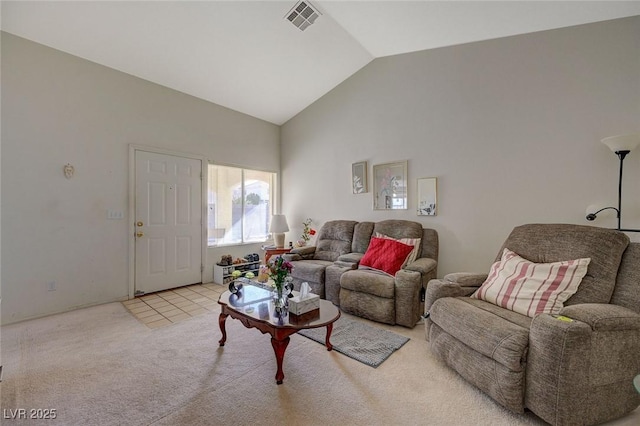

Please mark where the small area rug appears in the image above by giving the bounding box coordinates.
[298,316,409,368]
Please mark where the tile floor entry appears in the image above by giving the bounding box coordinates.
[122,283,226,329]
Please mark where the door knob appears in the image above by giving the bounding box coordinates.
[136,221,144,227]
[136,232,144,238]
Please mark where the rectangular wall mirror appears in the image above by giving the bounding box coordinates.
[417,177,437,216]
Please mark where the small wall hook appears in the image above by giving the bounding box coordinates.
[64,163,75,179]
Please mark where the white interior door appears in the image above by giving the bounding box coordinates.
[135,150,202,295]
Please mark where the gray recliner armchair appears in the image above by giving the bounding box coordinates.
[340,220,439,328]
[425,224,640,426]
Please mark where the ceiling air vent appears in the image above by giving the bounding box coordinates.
[285,1,321,31]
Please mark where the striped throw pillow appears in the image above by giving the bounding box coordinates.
[471,248,590,317]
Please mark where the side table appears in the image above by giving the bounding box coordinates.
[264,248,291,263]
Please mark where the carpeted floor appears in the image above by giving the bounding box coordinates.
[1,302,638,426]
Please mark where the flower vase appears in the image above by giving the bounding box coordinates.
[273,284,289,317]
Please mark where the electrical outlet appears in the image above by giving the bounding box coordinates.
[47,281,56,291]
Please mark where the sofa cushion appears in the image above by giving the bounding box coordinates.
[352,221,375,254]
[341,269,395,299]
[373,220,424,258]
[420,228,439,262]
[314,220,357,261]
[430,297,530,371]
[471,248,590,317]
[458,296,534,330]
[497,224,629,305]
[360,237,414,276]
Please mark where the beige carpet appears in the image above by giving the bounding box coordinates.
[1,302,638,426]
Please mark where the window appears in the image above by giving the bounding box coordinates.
[208,164,276,246]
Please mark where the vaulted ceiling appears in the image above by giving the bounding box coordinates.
[2,1,639,125]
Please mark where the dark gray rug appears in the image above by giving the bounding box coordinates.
[297,316,409,368]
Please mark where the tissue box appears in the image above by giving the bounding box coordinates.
[289,308,320,324]
[288,293,320,315]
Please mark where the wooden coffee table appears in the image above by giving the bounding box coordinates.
[218,284,340,384]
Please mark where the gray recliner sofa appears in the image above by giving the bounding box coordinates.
[425,224,640,426]
[284,220,358,298]
[286,219,438,328]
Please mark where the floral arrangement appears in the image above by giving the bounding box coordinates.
[300,218,316,244]
[261,255,293,293]
[379,168,399,197]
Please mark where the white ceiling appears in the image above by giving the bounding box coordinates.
[2,1,639,125]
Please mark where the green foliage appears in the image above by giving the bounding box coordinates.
[246,193,261,205]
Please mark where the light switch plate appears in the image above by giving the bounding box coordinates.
[107,210,124,220]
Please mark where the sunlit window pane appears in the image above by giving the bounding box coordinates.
[208,164,275,246]
[243,169,272,242]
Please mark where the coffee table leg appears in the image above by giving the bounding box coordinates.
[270,336,290,385]
[325,323,334,351]
[218,313,228,346]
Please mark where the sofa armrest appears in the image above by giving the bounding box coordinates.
[559,303,640,332]
[290,246,316,256]
[526,307,640,425]
[423,278,479,340]
[285,246,316,261]
[404,257,437,275]
[394,269,425,327]
[526,313,593,424]
[443,272,487,287]
[424,279,473,313]
[337,252,364,264]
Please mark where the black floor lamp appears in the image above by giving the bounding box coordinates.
[586,134,640,232]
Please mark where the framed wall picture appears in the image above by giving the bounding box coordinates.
[373,161,407,210]
[352,161,367,194]
[417,177,437,216]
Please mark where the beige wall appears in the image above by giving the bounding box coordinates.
[1,33,280,324]
[2,17,639,324]
[281,17,640,276]
[0,29,3,323]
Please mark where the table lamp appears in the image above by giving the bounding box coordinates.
[269,214,289,248]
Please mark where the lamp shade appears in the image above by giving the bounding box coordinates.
[269,214,289,233]
[601,134,640,153]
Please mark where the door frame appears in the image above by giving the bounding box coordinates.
[128,144,207,299]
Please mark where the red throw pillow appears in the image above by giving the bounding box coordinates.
[360,237,414,276]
